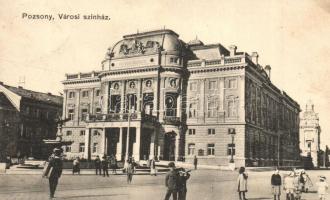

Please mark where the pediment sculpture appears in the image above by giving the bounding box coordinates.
[119,40,161,56]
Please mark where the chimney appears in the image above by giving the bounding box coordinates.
[229,45,237,56]
[251,52,259,65]
[47,92,52,96]
[0,81,3,85]
[264,65,271,79]
[18,86,23,89]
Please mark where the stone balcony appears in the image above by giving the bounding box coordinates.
[85,112,158,124]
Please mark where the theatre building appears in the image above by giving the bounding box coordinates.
[61,29,300,167]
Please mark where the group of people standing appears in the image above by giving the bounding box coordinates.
[271,169,326,200]
[94,155,118,177]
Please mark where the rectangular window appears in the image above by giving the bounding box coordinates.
[68,109,74,120]
[65,145,71,152]
[96,90,101,97]
[66,130,72,136]
[228,79,237,89]
[93,143,98,153]
[189,82,197,91]
[81,108,88,120]
[209,80,217,90]
[96,107,101,114]
[82,91,89,98]
[189,103,197,118]
[80,130,85,136]
[208,129,215,135]
[188,129,196,135]
[188,143,195,155]
[227,144,236,155]
[227,100,237,117]
[68,91,75,98]
[79,143,85,152]
[93,130,100,136]
[207,144,215,155]
[207,101,217,117]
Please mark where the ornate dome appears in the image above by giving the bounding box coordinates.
[109,29,183,58]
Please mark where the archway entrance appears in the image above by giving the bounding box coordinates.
[163,132,176,161]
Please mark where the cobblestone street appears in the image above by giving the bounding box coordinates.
[1,169,330,200]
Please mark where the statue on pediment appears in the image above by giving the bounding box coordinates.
[119,44,129,55]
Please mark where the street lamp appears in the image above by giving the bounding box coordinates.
[228,128,236,163]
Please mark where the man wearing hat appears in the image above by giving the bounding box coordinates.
[283,171,295,200]
[48,148,63,199]
[164,162,178,200]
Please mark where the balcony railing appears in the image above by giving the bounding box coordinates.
[163,116,181,125]
[85,112,158,124]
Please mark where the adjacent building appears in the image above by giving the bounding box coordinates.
[61,29,300,166]
[300,100,321,167]
[0,82,63,160]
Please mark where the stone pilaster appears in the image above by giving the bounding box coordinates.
[83,128,90,159]
[133,126,141,160]
[116,128,123,161]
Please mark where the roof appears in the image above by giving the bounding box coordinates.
[0,93,16,110]
[1,84,62,106]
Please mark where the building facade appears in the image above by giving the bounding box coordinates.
[300,101,321,167]
[0,82,63,160]
[61,29,300,166]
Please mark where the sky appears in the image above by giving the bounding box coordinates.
[0,0,329,147]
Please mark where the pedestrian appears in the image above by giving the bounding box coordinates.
[126,158,135,184]
[316,176,328,200]
[72,157,80,175]
[110,155,117,174]
[237,166,248,200]
[164,162,178,200]
[101,155,109,177]
[150,157,157,176]
[46,148,63,199]
[294,171,303,200]
[301,170,312,192]
[94,155,101,175]
[283,171,295,200]
[271,169,282,200]
[177,168,191,200]
[193,155,198,170]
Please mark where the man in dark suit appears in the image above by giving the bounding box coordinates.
[94,155,102,175]
[177,168,191,200]
[101,155,109,177]
[164,162,178,200]
[48,148,63,199]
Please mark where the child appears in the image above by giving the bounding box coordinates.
[316,176,328,200]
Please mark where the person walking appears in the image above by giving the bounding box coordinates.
[101,155,109,177]
[237,166,248,200]
[72,157,80,175]
[126,159,135,184]
[164,162,178,200]
[316,176,328,200]
[283,172,295,200]
[46,148,63,199]
[150,158,157,176]
[271,169,282,200]
[94,155,102,175]
[193,156,198,170]
[177,168,191,200]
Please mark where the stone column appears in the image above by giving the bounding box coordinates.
[62,89,68,119]
[90,88,95,114]
[159,77,165,122]
[133,126,141,160]
[84,128,90,159]
[116,128,123,161]
[137,79,142,118]
[76,89,81,126]
[177,94,181,118]
[152,78,158,117]
[120,80,125,118]
[149,129,156,159]
[175,133,180,161]
[101,129,106,155]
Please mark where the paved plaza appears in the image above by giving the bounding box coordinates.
[0,169,330,200]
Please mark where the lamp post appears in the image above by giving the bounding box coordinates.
[228,128,236,163]
[124,94,132,168]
